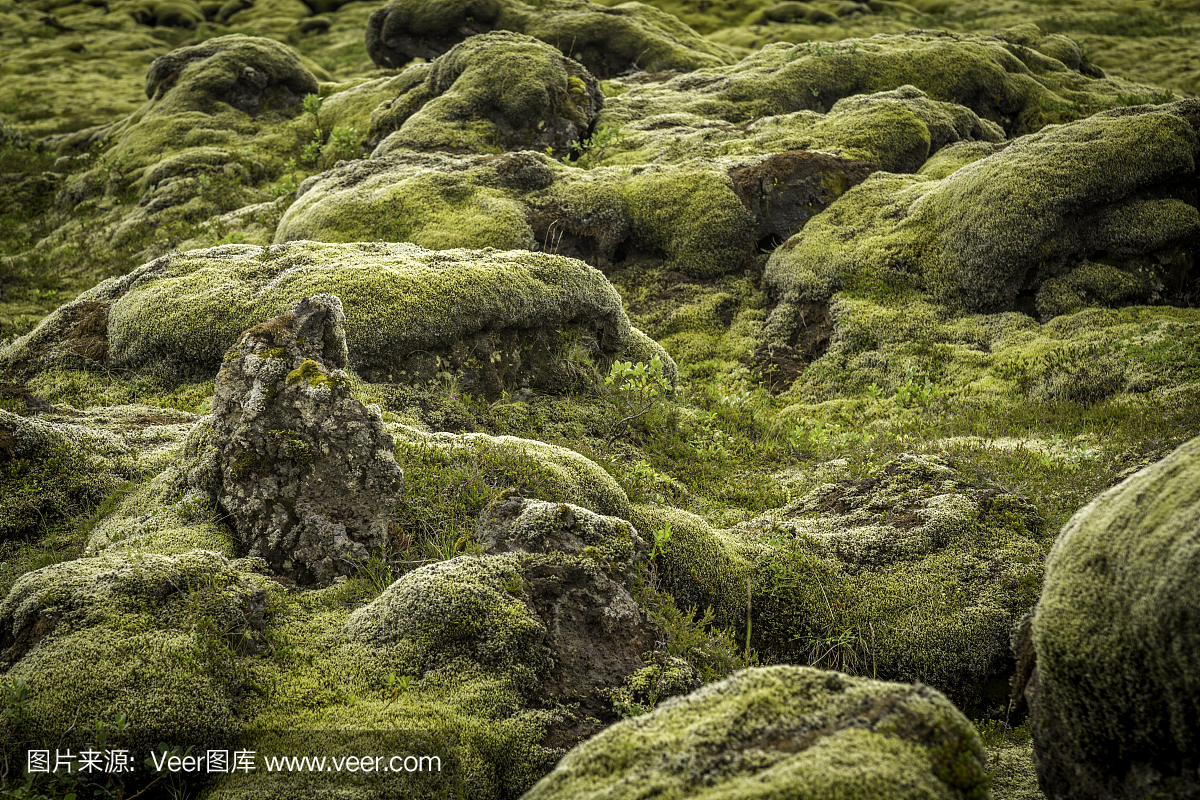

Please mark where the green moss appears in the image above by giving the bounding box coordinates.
[6,242,633,392]
[596,27,1165,136]
[365,0,738,78]
[85,464,236,557]
[765,100,1199,313]
[285,358,350,392]
[370,31,600,159]
[0,408,138,540]
[0,549,267,752]
[523,665,989,800]
[1033,434,1200,763]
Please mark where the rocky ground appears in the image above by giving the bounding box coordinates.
[0,0,1198,798]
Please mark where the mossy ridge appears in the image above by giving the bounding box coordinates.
[596,26,1165,136]
[523,665,989,800]
[2,241,634,396]
[364,0,739,78]
[765,99,1199,315]
[589,84,1002,173]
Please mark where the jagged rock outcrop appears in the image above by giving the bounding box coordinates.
[1012,435,1200,800]
[522,665,990,800]
[183,294,403,586]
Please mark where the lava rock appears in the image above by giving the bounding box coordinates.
[190,294,403,586]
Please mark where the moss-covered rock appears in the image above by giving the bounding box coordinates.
[595,84,1002,174]
[364,0,738,78]
[523,665,990,800]
[369,31,602,159]
[593,27,1165,135]
[274,146,874,278]
[1016,435,1200,799]
[0,548,269,752]
[0,408,136,539]
[741,452,1047,714]
[765,99,1200,316]
[2,241,633,397]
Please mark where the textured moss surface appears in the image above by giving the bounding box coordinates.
[765,100,1199,314]
[1033,434,1200,763]
[0,549,267,752]
[4,241,633,392]
[369,31,602,158]
[364,0,739,77]
[524,665,989,800]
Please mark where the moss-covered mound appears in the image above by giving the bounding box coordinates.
[1021,435,1200,798]
[742,453,1047,714]
[367,31,602,159]
[765,99,1200,316]
[594,26,1164,135]
[275,144,881,278]
[364,0,738,77]
[523,665,990,800]
[2,241,633,394]
[0,548,269,752]
[0,408,137,539]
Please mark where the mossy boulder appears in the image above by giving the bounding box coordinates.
[0,548,269,752]
[523,665,990,800]
[1015,435,1200,799]
[182,295,404,586]
[142,32,316,115]
[364,0,737,78]
[346,527,661,749]
[743,452,1047,714]
[369,31,602,159]
[765,100,1200,316]
[2,241,633,397]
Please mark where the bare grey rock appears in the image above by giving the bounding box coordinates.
[188,294,403,586]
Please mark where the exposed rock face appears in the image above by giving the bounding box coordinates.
[369,32,603,159]
[765,99,1200,316]
[364,0,736,78]
[187,294,403,586]
[522,665,990,800]
[1012,435,1200,800]
[477,495,675,745]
